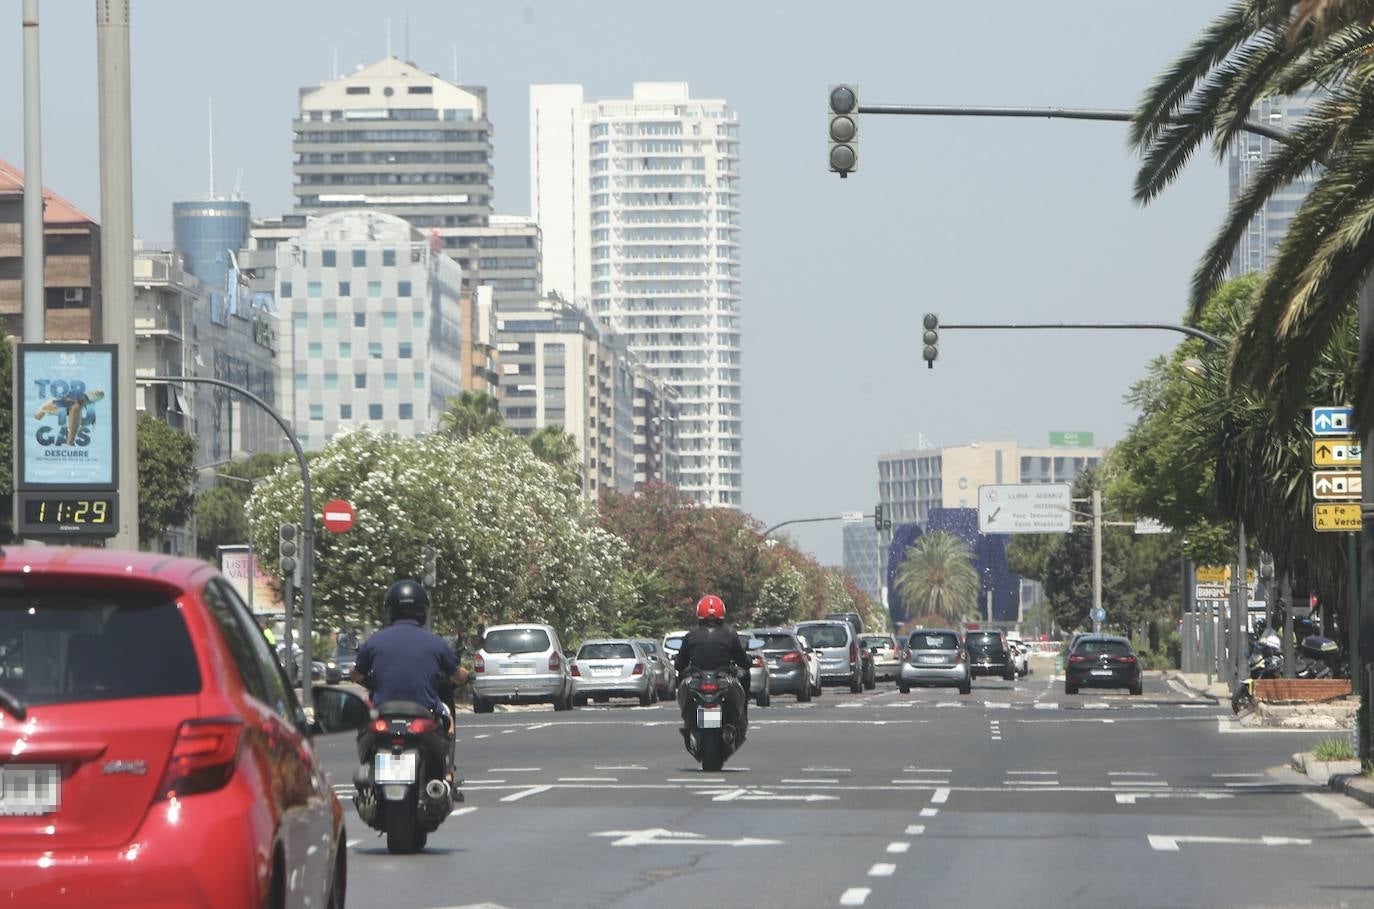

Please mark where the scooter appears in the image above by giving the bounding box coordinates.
[1231,630,1283,714]
[678,667,748,772]
[353,699,461,854]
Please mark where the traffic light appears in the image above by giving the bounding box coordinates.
[422,546,438,588]
[874,504,883,531]
[922,313,939,369]
[829,84,858,177]
[278,523,298,579]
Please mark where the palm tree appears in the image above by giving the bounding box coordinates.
[527,425,581,472]
[1129,0,1374,425]
[439,391,504,441]
[895,533,980,625]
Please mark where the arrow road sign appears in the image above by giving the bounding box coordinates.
[977,484,1072,534]
[1313,503,1361,533]
[1311,406,1353,436]
[592,828,781,847]
[1312,437,1361,467]
[1147,835,1311,852]
[1312,470,1362,500]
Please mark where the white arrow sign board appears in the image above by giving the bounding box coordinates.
[1312,470,1362,500]
[978,484,1073,534]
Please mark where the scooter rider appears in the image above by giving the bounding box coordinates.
[674,594,752,734]
[352,579,468,783]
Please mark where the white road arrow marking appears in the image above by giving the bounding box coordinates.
[698,787,837,802]
[1115,793,1233,805]
[1147,834,1311,852]
[592,828,781,847]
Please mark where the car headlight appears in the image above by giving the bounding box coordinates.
[327,661,336,669]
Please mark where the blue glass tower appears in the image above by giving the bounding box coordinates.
[172,199,250,322]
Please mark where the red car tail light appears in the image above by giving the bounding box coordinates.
[781,651,803,664]
[1068,654,1090,663]
[632,663,645,676]
[549,652,562,672]
[407,717,436,734]
[1112,655,1137,664]
[474,653,485,673]
[570,663,581,677]
[849,642,858,663]
[751,655,764,667]
[158,718,243,799]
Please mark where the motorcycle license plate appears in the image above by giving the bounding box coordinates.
[697,706,723,729]
[374,751,418,783]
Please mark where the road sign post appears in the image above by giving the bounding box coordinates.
[977,484,1072,534]
[322,499,355,534]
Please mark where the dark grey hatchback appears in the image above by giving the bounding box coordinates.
[963,630,1015,681]
[1064,634,1142,695]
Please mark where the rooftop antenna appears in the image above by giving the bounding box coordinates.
[386,19,392,58]
[207,97,215,198]
[404,10,411,63]
[233,168,243,200]
[452,44,458,83]
[332,46,338,80]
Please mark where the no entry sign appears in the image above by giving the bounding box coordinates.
[322,499,355,533]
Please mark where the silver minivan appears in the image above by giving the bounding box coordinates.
[795,620,864,693]
[472,623,573,713]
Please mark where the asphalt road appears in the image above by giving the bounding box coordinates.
[315,665,1374,909]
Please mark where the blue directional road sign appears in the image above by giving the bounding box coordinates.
[1312,406,1353,436]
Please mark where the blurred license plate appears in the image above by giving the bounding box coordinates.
[591,667,619,676]
[697,706,722,729]
[0,764,61,816]
[374,751,417,783]
[919,655,946,664]
[503,663,535,675]
[1091,669,1114,677]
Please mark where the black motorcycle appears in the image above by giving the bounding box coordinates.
[678,667,747,772]
[353,696,460,854]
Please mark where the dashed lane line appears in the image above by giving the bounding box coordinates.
[920,807,940,818]
[905,824,925,835]
[449,806,479,817]
[886,841,910,854]
[931,788,951,804]
[500,785,553,803]
[839,887,872,906]
[868,864,896,877]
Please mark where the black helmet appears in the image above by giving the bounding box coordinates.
[385,579,430,625]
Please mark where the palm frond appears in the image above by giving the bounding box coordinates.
[1272,21,1374,92]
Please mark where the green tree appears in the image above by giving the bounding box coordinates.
[438,391,504,441]
[1129,0,1374,427]
[194,452,293,559]
[754,564,805,627]
[137,413,197,547]
[1005,533,1059,586]
[894,532,980,625]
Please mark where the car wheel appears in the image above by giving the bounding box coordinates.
[898,681,910,694]
[798,682,811,702]
[573,693,587,708]
[959,681,971,695]
[1003,668,1015,682]
[639,688,653,707]
[472,694,494,714]
[863,669,876,691]
[757,687,770,708]
[1065,683,1078,695]
[1130,681,1143,696]
[325,841,346,909]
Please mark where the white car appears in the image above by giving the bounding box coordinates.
[1006,637,1030,677]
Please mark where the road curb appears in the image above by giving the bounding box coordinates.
[1329,772,1374,809]
[1162,671,1221,703]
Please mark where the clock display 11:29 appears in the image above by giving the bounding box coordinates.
[19,495,118,536]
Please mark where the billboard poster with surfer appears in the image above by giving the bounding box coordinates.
[19,344,117,488]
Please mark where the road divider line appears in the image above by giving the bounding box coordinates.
[525,723,552,730]
[1109,772,1158,777]
[472,734,490,739]
[1111,780,1168,787]
[460,779,505,784]
[488,767,540,773]
[891,779,949,785]
[886,841,910,854]
[903,767,952,774]
[1212,772,1264,778]
[868,863,896,877]
[804,766,852,773]
[449,806,479,817]
[1004,780,1058,786]
[920,807,939,817]
[595,765,646,771]
[1007,770,1057,775]
[558,776,617,782]
[500,785,553,803]
[931,788,951,804]
[905,824,925,835]
[782,778,839,783]
[839,887,871,906]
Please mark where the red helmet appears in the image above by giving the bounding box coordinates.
[696,595,726,622]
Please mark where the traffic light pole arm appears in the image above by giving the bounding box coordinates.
[855,104,1291,143]
[137,375,316,710]
[938,321,1228,351]
[763,515,845,538]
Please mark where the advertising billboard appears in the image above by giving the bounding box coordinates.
[218,545,283,614]
[17,344,118,489]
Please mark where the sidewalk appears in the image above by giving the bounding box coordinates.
[1163,671,1228,701]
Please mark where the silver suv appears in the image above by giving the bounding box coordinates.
[795,620,865,693]
[472,623,573,713]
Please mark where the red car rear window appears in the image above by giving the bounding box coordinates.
[0,590,201,706]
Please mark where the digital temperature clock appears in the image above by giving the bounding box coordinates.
[16,492,119,537]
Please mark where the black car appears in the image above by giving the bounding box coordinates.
[963,630,1015,681]
[1064,634,1142,695]
[324,643,360,684]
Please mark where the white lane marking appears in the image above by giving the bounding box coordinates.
[1007,771,1057,775]
[920,807,939,817]
[782,778,839,784]
[489,767,540,773]
[449,806,479,817]
[903,767,952,774]
[936,702,962,708]
[461,779,506,784]
[1116,793,1234,804]
[501,785,553,802]
[805,767,851,773]
[1034,702,1060,710]
[931,788,951,804]
[1212,773,1264,779]
[1109,772,1158,777]
[1083,701,1111,709]
[1111,780,1168,787]
[886,841,910,854]
[868,863,897,877]
[991,736,1003,741]
[595,765,646,771]
[1147,834,1311,852]
[558,777,618,782]
[592,828,780,847]
[346,839,361,848]
[701,787,837,803]
[1005,780,1058,786]
[500,729,516,735]
[891,779,949,785]
[472,734,490,739]
[526,723,552,730]
[839,888,872,906]
[905,824,925,835]
[985,701,1012,709]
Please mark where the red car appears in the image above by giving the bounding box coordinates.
[0,546,346,908]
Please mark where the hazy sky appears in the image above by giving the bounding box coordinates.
[0,0,1232,565]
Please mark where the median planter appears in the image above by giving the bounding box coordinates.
[1254,679,1352,702]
